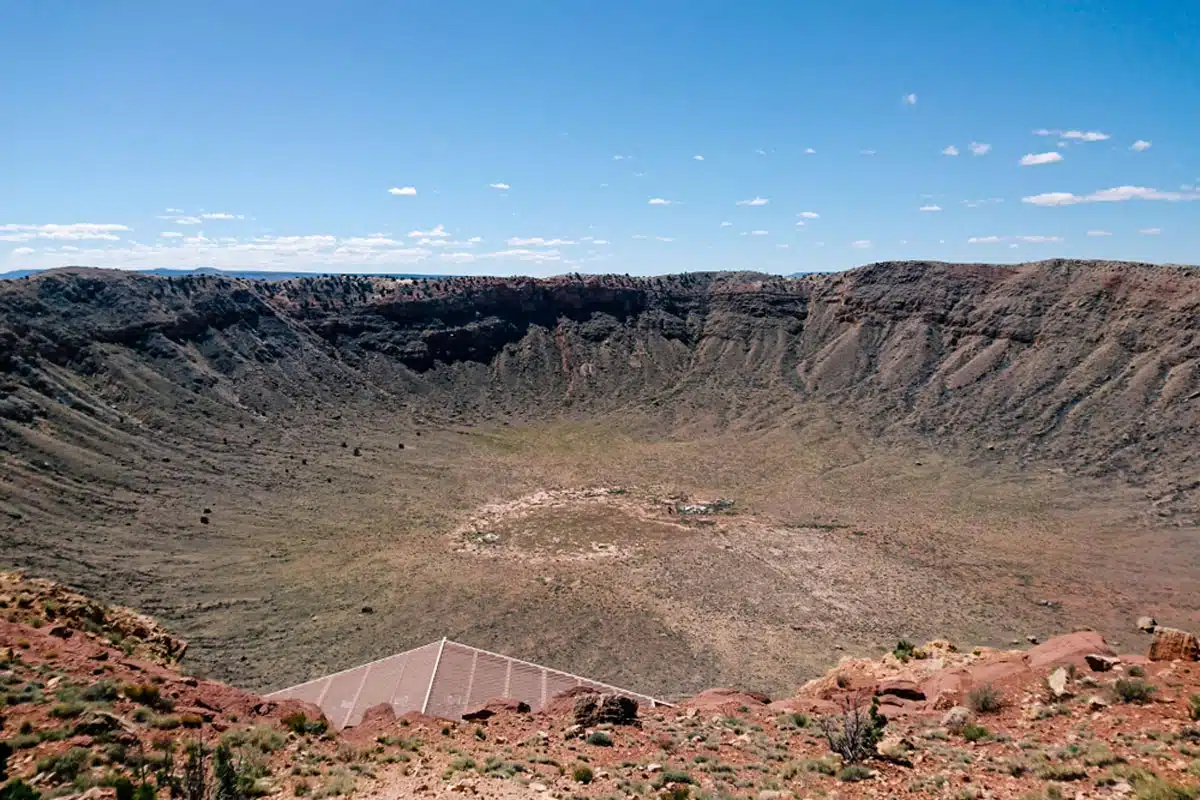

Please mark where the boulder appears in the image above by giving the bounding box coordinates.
[940,706,972,733]
[461,697,531,721]
[1137,616,1158,633]
[877,735,915,766]
[1046,667,1072,699]
[1026,631,1114,670]
[1087,695,1110,711]
[360,703,397,725]
[573,692,639,727]
[1084,654,1119,672]
[1147,627,1200,662]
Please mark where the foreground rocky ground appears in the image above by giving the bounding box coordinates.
[3,572,1200,799]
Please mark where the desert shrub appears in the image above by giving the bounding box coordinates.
[962,724,989,743]
[1127,665,1146,678]
[281,713,327,737]
[82,680,120,702]
[1114,678,1156,705]
[892,640,917,663]
[572,764,594,784]
[123,683,172,711]
[652,769,694,788]
[819,697,886,763]
[586,731,613,747]
[1188,695,1200,722]
[967,684,1003,714]
[49,702,86,719]
[1035,763,1088,781]
[0,740,10,780]
[838,764,873,782]
[37,747,90,782]
[0,779,40,800]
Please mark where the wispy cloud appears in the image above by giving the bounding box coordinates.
[164,208,183,214]
[648,197,674,206]
[1139,227,1162,235]
[160,232,184,238]
[0,223,130,242]
[692,155,704,161]
[749,230,768,236]
[592,239,610,245]
[1023,185,1200,206]
[942,145,959,156]
[612,154,631,161]
[1035,129,1109,142]
[851,240,871,248]
[719,221,733,227]
[655,236,675,242]
[1130,140,1152,152]
[736,196,769,206]
[507,236,575,246]
[488,182,510,190]
[903,92,918,105]
[777,243,791,249]
[631,234,647,240]
[388,186,417,196]
[200,212,244,220]
[919,204,942,212]
[1087,230,1112,237]
[804,147,816,154]
[754,148,767,156]
[967,235,1063,244]
[1020,151,1063,166]
[798,211,820,219]
[969,142,991,156]
[11,247,35,255]
[860,148,877,155]
[169,216,203,225]
[408,224,449,238]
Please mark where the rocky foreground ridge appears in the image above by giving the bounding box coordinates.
[3,572,1200,799]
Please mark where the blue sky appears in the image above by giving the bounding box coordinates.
[2,1,1197,276]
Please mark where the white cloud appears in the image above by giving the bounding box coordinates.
[804,147,816,154]
[164,208,183,214]
[851,240,871,248]
[1035,129,1109,142]
[648,197,674,205]
[777,243,791,249]
[1020,151,1063,166]
[1139,227,1162,235]
[1023,185,1200,206]
[719,221,733,227]
[967,234,1063,244]
[592,239,610,245]
[903,93,917,105]
[919,204,942,212]
[655,236,675,242]
[1130,140,1152,152]
[1087,230,1112,237]
[692,155,704,161]
[169,216,203,225]
[798,211,820,219]
[160,232,184,238]
[200,212,244,220]
[631,234,647,240]
[11,246,35,255]
[408,224,449,238]
[749,230,768,236]
[860,149,877,155]
[755,148,767,156]
[942,145,959,156]
[736,196,769,206]
[388,186,417,196]
[795,220,806,227]
[969,142,991,156]
[506,236,575,246]
[0,223,131,242]
[612,154,630,161]
[488,182,510,190]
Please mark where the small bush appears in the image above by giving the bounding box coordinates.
[586,731,613,747]
[967,684,1003,714]
[819,698,886,763]
[49,702,86,719]
[1114,678,1156,705]
[572,764,594,784]
[652,770,694,787]
[1035,763,1088,782]
[281,712,327,736]
[37,747,90,782]
[892,640,917,663]
[839,764,873,782]
[962,724,989,743]
[123,683,172,711]
[0,779,41,800]
[1188,695,1200,722]
[1127,665,1146,678]
[82,680,120,702]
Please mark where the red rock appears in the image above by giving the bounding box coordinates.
[461,697,530,721]
[681,688,771,711]
[361,702,398,724]
[1147,627,1200,662]
[1026,630,1114,670]
[875,679,924,702]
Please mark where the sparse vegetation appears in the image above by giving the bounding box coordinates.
[819,697,886,763]
[967,684,1003,714]
[572,764,594,784]
[1115,678,1157,705]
